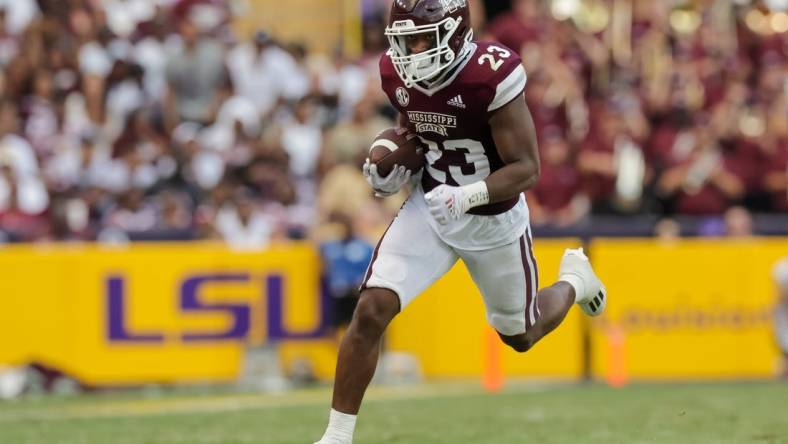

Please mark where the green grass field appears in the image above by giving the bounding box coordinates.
[1,381,787,444]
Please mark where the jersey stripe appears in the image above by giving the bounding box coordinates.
[525,227,540,321]
[519,233,535,329]
[487,64,527,112]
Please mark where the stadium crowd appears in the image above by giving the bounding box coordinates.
[0,0,784,246]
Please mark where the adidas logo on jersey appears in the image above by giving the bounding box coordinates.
[447,94,466,109]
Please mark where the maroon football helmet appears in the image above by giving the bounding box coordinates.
[385,0,473,87]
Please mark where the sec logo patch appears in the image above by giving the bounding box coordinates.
[395,87,409,107]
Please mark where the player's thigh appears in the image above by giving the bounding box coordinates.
[361,197,458,310]
[458,228,539,336]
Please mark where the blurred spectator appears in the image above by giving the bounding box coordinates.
[773,258,788,379]
[173,121,225,193]
[211,188,279,250]
[22,69,59,156]
[279,97,323,179]
[578,103,648,214]
[653,217,681,241]
[153,190,194,232]
[324,98,392,167]
[44,131,106,193]
[486,0,545,53]
[656,123,748,215]
[276,97,325,232]
[313,50,375,116]
[761,91,787,212]
[0,9,18,68]
[104,61,147,139]
[762,143,787,212]
[164,14,228,126]
[320,212,374,330]
[0,163,49,240]
[527,128,589,227]
[51,197,92,241]
[103,189,158,235]
[317,162,373,224]
[0,0,783,244]
[132,5,172,99]
[0,101,38,177]
[226,30,308,119]
[0,101,49,217]
[724,206,754,238]
[0,0,39,35]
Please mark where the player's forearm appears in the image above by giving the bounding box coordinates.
[485,96,541,203]
[483,161,540,202]
[450,161,538,216]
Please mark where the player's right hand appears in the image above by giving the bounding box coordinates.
[363,158,411,197]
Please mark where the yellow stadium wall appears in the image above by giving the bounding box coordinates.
[0,243,334,385]
[0,239,785,386]
[588,238,787,381]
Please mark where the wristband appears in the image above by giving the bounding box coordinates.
[460,181,489,212]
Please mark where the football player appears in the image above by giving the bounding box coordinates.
[315,1,607,442]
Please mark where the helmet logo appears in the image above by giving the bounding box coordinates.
[396,87,410,106]
[391,19,415,28]
[440,0,466,13]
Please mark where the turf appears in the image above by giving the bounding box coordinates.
[1,381,786,444]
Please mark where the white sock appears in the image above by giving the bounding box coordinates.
[560,274,585,303]
[318,409,357,443]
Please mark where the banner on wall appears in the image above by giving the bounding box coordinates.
[0,239,587,384]
[2,238,786,386]
[0,243,334,385]
[589,239,788,380]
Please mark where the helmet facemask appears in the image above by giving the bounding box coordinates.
[385,16,467,88]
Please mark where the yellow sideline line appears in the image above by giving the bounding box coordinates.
[0,383,495,423]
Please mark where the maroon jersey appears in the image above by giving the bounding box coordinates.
[380,41,528,215]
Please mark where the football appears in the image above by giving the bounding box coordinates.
[368,127,425,176]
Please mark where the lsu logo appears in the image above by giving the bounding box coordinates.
[107,273,331,343]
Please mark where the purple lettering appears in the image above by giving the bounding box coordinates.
[266,275,331,340]
[107,276,165,342]
[180,274,251,341]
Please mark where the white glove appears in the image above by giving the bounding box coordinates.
[424,184,466,225]
[424,182,489,225]
[363,158,411,197]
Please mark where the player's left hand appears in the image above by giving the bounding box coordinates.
[424,184,467,225]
